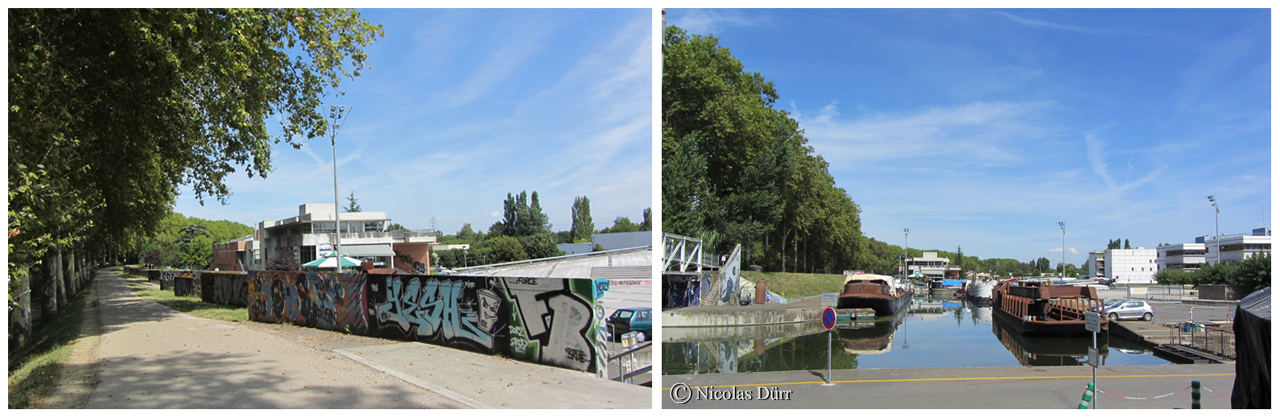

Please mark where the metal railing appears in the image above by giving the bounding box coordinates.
[1172,324,1235,359]
[607,341,652,384]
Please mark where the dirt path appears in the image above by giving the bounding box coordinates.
[55,268,468,408]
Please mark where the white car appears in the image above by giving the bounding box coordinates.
[1105,299,1154,321]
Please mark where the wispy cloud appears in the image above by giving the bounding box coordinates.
[1048,247,1081,255]
[671,9,769,36]
[992,11,1118,35]
[801,101,1055,170]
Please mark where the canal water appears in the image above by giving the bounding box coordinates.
[663,296,1174,375]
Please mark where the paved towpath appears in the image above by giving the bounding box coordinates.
[663,363,1236,409]
[60,268,649,408]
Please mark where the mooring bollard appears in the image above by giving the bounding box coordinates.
[1191,380,1201,409]
[1078,382,1094,409]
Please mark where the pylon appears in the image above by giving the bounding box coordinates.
[1078,382,1094,409]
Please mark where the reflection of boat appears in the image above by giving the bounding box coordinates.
[929,278,964,298]
[992,280,1109,336]
[991,317,1109,366]
[967,301,993,325]
[837,274,913,316]
[837,308,907,355]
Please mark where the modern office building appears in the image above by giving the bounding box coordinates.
[255,203,435,270]
[901,251,960,280]
[1156,243,1206,272]
[1087,251,1106,278]
[1204,227,1271,265]
[1101,248,1158,285]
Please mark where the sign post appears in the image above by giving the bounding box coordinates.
[822,307,836,386]
[1085,311,1101,409]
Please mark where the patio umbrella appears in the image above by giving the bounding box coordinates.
[301,253,362,269]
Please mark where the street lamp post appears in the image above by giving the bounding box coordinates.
[1208,195,1219,266]
[329,105,351,273]
[1059,221,1066,280]
[903,228,910,278]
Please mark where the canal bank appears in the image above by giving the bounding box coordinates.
[662,363,1236,409]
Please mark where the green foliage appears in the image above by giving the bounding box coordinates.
[570,196,594,242]
[519,233,563,260]
[1155,252,1270,292]
[600,216,641,234]
[344,191,362,213]
[179,234,213,269]
[592,243,606,252]
[387,223,408,231]
[662,26,865,273]
[490,236,527,263]
[8,8,382,308]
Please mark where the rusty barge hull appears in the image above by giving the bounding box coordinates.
[837,286,913,316]
[992,306,1100,337]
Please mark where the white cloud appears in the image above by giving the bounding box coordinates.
[992,11,1117,35]
[671,9,768,36]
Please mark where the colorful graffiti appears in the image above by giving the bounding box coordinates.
[202,273,250,307]
[369,276,505,353]
[501,277,599,372]
[174,271,201,297]
[157,271,177,290]
[248,271,367,334]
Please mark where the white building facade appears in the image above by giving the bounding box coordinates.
[1204,228,1271,265]
[1103,248,1158,285]
[1156,243,1206,272]
[257,203,434,269]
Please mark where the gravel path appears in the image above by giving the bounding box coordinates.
[65,268,468,408]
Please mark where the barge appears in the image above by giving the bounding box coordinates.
[991,279,1108,336]
[837,273,913,316]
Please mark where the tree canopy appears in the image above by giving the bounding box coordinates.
[662,25,864,273]
[8,9,383,303]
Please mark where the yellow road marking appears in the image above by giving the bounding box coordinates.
[661,373,1234,390]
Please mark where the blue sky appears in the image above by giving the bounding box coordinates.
[667,9,1271,265]
[175,9,653,237]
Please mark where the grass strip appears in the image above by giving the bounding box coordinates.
[121,270,248,323]
[741,271,846,299]
[7,279,91,408]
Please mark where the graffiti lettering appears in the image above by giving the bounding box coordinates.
[373,276,495,350]
[413,261,428,274]
[503,279,597,371]
[248,271,366,334]
[565,347,589,363]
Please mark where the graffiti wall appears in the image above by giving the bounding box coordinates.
[174,271,201,297]
[368,275,507,354]
[367,274,606,373]
[248,271,368,334]
[202,273,250,307]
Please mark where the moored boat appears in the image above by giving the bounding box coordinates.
[965,275,996,305]
[991,279,1109,336]
[837,273,913,316]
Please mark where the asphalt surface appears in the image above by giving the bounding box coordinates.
[662,363,1237,409]
[66,268,651,408]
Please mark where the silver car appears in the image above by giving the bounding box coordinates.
[1105,299,1154,321]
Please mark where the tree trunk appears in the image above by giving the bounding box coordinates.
[67,250,78,297]
[43,253,59,318]
[11,265,33,347]
[54,246,67,310]
[793,229,798,273]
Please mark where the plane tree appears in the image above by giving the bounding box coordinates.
[8,8,383,346]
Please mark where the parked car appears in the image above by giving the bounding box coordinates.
[1105,299,1154,321]
[607,307,652,342]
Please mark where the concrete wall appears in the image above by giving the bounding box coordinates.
[173,271,201,297]
[1198,285,1253,301]
[248,271,369,335]
[198,270,609,373]
[202,272,250,307]
[368,274,607,373]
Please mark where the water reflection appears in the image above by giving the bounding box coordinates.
[662,296,1171,375]
[991,315,1109,366]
